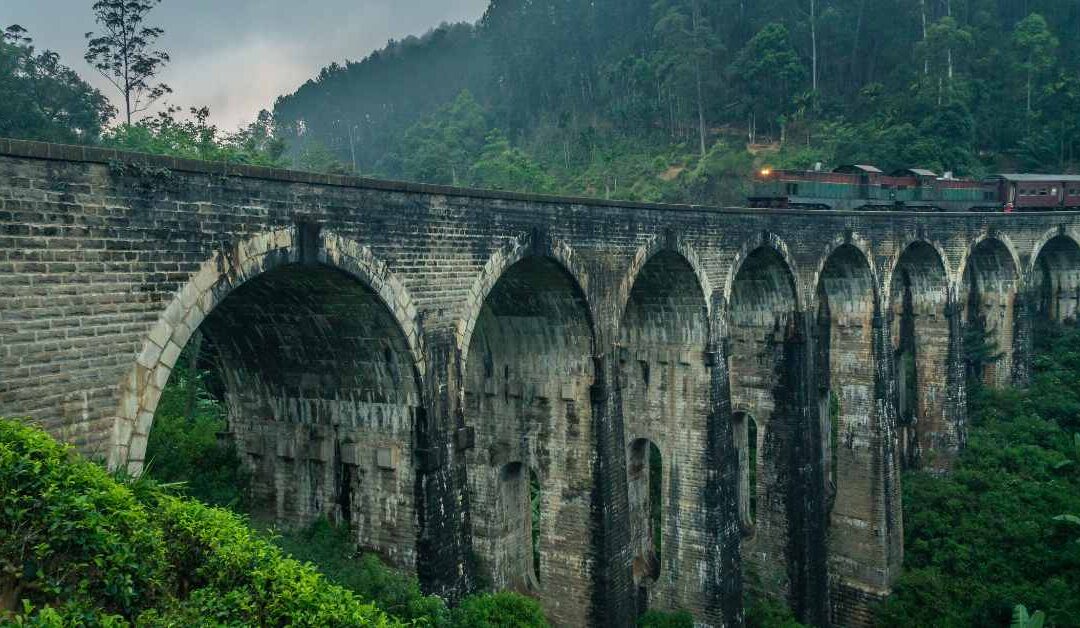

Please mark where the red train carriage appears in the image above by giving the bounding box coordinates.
[751,165,1080,212]
[984,174,1080,211]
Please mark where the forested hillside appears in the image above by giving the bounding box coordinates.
[274,0,1080,204]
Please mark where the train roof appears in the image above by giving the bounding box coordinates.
[834,164,883,174]
[892,168,939,178]
[988,173,1080,183]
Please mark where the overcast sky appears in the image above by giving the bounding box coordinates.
[6,0,490,130]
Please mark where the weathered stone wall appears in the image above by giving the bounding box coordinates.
[5,139,1080,626]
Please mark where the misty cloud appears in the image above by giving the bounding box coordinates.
[5,0,489,129]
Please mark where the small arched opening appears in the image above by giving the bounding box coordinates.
[628,438,663,586]
[732,412,759,532]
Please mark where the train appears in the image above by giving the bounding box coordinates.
[748,164,1080,212]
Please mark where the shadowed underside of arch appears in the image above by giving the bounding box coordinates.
[462,255,596,627]
[727,246,815,616]
[1033,235,1080,325]
[618,250,710,616]
[889,242,953,470]
[114,229,425,571]
[962,238,1020,388]
[202,263,422,571]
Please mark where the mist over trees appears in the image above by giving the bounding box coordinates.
[4,0,1080,201]
[273,0,1080,203]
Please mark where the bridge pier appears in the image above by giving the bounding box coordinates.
[814,243,902,626]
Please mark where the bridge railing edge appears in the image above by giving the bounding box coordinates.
[3,137,1080,219]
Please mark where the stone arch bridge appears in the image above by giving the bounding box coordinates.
[3,139,1079,627]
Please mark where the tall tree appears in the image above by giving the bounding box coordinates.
[652,0,723,155]
[731,23,807,144]
[85,0,171,124]
[1012,13,1058,116]
[1,25,114,142]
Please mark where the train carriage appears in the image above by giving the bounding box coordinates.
[750,164,1080,212]
[984,174,1080,211]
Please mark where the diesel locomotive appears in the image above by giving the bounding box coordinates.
[749,164,1080,212]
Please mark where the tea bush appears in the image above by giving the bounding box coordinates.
[0,419,397,626]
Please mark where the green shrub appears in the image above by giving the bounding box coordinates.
[273,519,450,625]
[143,367,249,509]
[638,609,695,627]
[449,591,548,628]
[0,419,399,627]
[0,419,171,617]
[744,594,809,628]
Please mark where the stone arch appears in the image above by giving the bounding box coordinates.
[460,250,597,627]
[1030,231,1080,325]
[1028,227,1080,279]
[617,235,714,334]
[110,228,426,571]
[956,232,1022,290]
[809,234,880,314]
[888,240,953,469]
[111,228,425,472]
[726,243,803,605]
[456,233,594,374]
[882,238,954,302]
[960,236,1021,388]
[813,243,881,608]
[724,232,803,312]
[617,246,710,615]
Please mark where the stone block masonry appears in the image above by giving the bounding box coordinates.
[3,138,1080,626]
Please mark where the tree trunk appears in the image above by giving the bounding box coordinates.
[696,61,707,156]
[691,0,707,156]
[946,0,954,82]
[1027,70,1033,116]
[184,331,203,424]
[811,0,818,93]
[920,0,929,76]
[850,0,866,90]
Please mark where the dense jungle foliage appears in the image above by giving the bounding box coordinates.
[272,0,1080,203]
[7,2,1080,204]
[878,325,1080,627]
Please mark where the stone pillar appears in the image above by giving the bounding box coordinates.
[872,307,904,589]
[944,294,968,457]
[1012,288,1035,388]
[781,311,830,627]
[417,336,472,602]
[829,307,904,626]
[703,324,744,627]
[591,353,637,627]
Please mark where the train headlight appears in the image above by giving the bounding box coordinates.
[760,167,772,177]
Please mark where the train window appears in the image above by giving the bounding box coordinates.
[785,183,799,195]
[1039,188,1049,196]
